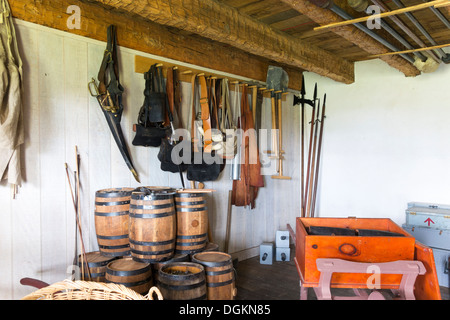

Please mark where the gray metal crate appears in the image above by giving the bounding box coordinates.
[402,224,450,251]
[430,247,449,288]
[406,202,450,230]
[403,224,449,288]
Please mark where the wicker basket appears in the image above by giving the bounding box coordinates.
[21,279,163,300]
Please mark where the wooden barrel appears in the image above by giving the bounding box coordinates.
[152,253,190,285]
[158,262,207,300]
[175,192,209,254]
[77,251,117,282]
[95,188,134,257]
[129,187,177,263]
[204,242,219,252]
[105,257,153,295]
[191,251,236,300]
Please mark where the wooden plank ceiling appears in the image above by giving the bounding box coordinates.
[223,0,449,61]
[11,0,450,85]
[90,0,450,82]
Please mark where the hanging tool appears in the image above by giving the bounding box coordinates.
[88,25,140,182]
[266,66,290,179]
[293,75,315,217]
[306,91,322,217]
[310,94,326,218]
[303,84,318,215]
[271,89,291,180]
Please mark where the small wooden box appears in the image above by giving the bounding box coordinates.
[295,217,416,288]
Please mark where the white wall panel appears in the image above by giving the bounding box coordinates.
[0,20,301,299]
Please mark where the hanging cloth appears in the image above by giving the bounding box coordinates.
[0,0,24,196]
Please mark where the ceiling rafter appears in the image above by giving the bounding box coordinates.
[91,0,356,83]
[280,0,421,77]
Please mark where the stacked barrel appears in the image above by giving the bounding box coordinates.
[87,186,235,300]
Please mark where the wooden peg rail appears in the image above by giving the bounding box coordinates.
[135,54,289,99]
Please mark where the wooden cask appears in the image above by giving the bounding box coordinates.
[94,188,134,257]
[105,257,153,295]
[192,251,236,300]
[77,251,117,282]
[158,262,207,300]
[152,253,190,285]
[129,188,177,263]
[175,192,209,254]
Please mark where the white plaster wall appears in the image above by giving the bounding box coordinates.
[304,52,450,226]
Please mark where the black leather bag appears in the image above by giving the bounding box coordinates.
[133,123,168,147]
[187,149,221,182]
[158,137,189,173]
[186,75,221,183]
[132,64,168,147]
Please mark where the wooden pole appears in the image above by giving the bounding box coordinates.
[224,190,233,253]
[314,0,449,31]
[72,147,91,281]
[311,94,326,218]
[306,96,321,217]
[368,43,450,58]
[303,84,317,214]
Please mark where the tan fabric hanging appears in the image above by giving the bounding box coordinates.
[0,0,24,195]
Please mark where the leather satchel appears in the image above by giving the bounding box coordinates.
[132,64,168,147]
[158,67,188,173]
[186,74,221,182]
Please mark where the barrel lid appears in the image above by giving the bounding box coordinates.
[132,187,176,199]
[79,251,117,264]
[107,257,150,272]
[95,188,134,198]
[191,251,232,267]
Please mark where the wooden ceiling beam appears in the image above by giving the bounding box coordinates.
[281,0,421,77]
[91,0,355,84]
[10,0,303,90]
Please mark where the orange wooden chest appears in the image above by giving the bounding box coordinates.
[295,217,416,288]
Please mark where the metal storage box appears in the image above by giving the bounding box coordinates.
[276,247,290,262]
[431,247,449,288]
[406,202,450,230]
[402,224,450,288]
[295,218,416,287]
[260,242,274,265]
[402,224,450,251]
[275,230,290,248]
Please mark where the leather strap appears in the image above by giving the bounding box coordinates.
[95,25,138,182]
[199,75,212,152]
[97,25,123,112]
[191,75,199,153]
[220,79,235,132]
[191,74,212,153]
